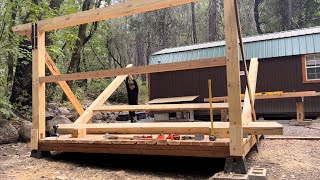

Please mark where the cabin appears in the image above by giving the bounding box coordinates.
[149,27,320,119]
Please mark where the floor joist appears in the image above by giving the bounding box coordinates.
[40,58,226,83]
[93,103,228,112]
[57,122,283,137]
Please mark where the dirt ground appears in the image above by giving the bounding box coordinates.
[0,120,320,180]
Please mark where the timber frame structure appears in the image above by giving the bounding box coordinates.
[13,0,283,173]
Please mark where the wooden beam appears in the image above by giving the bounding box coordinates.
[94,103,228,112]
[45,53,85,115]
[147,96,199,104]
[30,129,39,150]
[224,0,243,157]
[12,0,199,35]
[32,31,46,148]
[204,91,317,102]
[296,102,305,122]
[242,135,257,157]
[38,141,230,158]
[74,64,133,125]
[266,136,320,140]
[71,128,87,138]
[25,34,84,115]
[233,0,257,122]
[242,58,259,125]
[40,57,226,83]
[57,122,283,137]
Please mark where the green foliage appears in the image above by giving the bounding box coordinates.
[0,76,15,119]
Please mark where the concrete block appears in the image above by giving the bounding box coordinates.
[154,113,169,121]
[210,172,248,180]
[248,168,267,180]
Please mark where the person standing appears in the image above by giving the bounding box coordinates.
[125,76,139,123]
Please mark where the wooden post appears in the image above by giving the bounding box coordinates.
[224,0,243,157]
[296,101,305,122]
[31,29,46,149]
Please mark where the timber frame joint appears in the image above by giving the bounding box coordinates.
[31,23,38,50]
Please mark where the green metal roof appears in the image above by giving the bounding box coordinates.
[150,27,320,64]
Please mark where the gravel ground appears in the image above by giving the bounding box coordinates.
[0,120,319,180]
[276,120,320,136]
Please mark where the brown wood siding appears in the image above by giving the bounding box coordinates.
[149,55,320,115]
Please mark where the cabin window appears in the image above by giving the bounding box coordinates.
[303,55,320,82]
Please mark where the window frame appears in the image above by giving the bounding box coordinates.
[302,54,320,84]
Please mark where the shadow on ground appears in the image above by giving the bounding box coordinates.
[47,152,226,179]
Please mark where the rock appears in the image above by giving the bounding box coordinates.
[109,113,118,121]
[45,111,55,120]
[46,116,72,135]
[19,120,32,142]
[92,112,103,121]
[0,120,19,144]
[55,175,68,180]
[65,113,78,122]
[101,112,110,120]
[58,107,70,114]
[46,103,58,110]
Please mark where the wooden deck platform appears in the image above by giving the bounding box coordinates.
[37,134,257,158]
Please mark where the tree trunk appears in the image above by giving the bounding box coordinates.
[66,0,91,89]
[254,0,263,34]
[208,0,217,41]
[7,0,17,93]
[280,0,293,31]
[287,0,292,30]
[46,0,64,102]
[9,40,32,107]
[10,0,40,108]
[191,2,197,44]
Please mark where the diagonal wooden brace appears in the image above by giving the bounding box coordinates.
[242,58,259,125]
[26,34,84,115]
[74,64,134,125]
[44,52,84,115]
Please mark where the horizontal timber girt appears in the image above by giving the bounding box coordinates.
[204,91,317,102]
[40,57,226,83]
[12,0,199,35]
[93,103,229,112]
[57,122,284,137]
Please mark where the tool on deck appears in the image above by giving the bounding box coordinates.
[156,133,166,140]
[181,136,194,140]
[133,135,153,139]
[208,79,216,141]
[50,125,60,137]
[195,134,204,141]
[166,134,180,140]
[104,134,155,140]
[104,133,119,139]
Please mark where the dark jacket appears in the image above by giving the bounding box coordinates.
[125,77,139,105]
